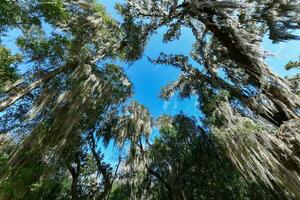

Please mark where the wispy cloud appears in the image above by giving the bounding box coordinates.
[194,101,199,108]
[163,101,170,111]
[173,101,178,110]
[264,42,294,60]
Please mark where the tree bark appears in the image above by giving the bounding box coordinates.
[105,158,121,200]
[136,140,179,200]
[0,66,66,112]
[89,133,112,200]
[66,153,81,200]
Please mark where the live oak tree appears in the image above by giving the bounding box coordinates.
[0,1,150,199]
[124,0,300,198]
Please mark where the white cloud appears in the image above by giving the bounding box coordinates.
[163,101,170,111]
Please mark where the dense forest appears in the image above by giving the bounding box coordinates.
[0,0,300,199]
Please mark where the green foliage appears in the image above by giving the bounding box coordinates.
[0,45,21,92]
[93,3,117,26]
[109,184,131,200]
[213,119,265,140]
[37,0,69,25]
[113,115,283,200]
[212,119,270,157]
[0,1,38,35]
[286,61,300,70]
[16,32,71,67]
[116,3,148,61]
[201,89,230,126]
[285,55,300,70]
[0,135,69,200]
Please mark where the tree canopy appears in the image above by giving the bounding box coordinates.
[0,0,299,200]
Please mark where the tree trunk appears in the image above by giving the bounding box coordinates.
[66,153,81,200]
[89,134,112,200]
[70,175,79,200]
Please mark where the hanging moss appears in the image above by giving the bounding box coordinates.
[213,119,300,199]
